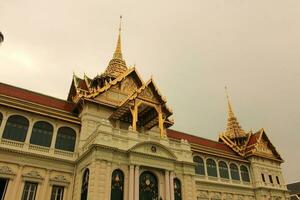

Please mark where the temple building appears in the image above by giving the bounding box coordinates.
[0,20,290,200]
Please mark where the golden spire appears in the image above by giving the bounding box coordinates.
[113,15,123,60]
[225,86,235,119]
[224,87,246,139]
[104,15,127,78]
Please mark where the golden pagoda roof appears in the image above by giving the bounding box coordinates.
[104,16,127,78]
[223,87,246,139]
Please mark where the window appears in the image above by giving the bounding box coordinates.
[276,176,280,185]
[0,178,8,200]
[269,175,273,183]
[21,182,37,200]
[206,159,217,177]
[218,161,229,179]
[30,121,53,147]
[81,169,89,200]
[110,169,124,200]
[0,112,3,126]
[240,165,250,182]
[55,127,76,152]
[51,185,64,200]
[262,173,265,182]
[3,115,29,142]
[230,163,240,181]
[193,156,205,175]
[174,178,182,200]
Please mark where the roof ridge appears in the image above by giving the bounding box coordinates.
[167,129,223,144]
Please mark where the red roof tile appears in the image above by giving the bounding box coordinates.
[167,129,238,155]
[0,82,75,112]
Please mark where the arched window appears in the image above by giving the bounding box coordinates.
[206,159,217,177]
[230,163,240,181]
[240,165,250,182]
[111,169,124,200]
[174,178,182,200]
[2,115,29,142]
[81,169,89,200]
[219,161,229,179]
[0,112,3,127]
[55,127,76,152]
[193,156,205,175]
[30,121,53,147]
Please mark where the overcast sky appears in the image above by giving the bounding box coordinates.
[1,0,299,183]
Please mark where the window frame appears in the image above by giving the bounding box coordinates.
[206,158,217,177]
[55,126,76,152]
[50,185,64,200]
[229,163,240,181]
[21,181,38,200]
[2,115,29,142]
[240,165,250,182]
[30,121,53,147]
[218,161,229,179]
[193,156,205,175]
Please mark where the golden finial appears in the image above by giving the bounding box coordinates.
[113,15,123,60]
[225,86,235,119]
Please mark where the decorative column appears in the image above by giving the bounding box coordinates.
[130,103,138,131]
[129,165,134,200]
[134,166,139,200]
[12,165,23,200]
[169,172,175,200]
[0,114,8,139]
[24,118,34,145]
[165,170,170,200]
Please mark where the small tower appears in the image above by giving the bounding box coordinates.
[219,87,250,156]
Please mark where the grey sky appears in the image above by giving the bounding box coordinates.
[1,0,299,183]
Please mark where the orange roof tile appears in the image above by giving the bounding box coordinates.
[0,82,75,112]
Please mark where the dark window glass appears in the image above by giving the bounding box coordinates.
[276,176,280,185]
[111,169,124,200]
[55,127,76,152]
[0,112,3,127]
[193,156,205,175]
[174,178,182,200]
[0,178,9,200]
[219,161,229,179]
[3,115,29,142]
[81,169,89,200]
[139,171,158,200]
[21,182,37,200]
[240,165,250,182]
[269,175,273,183]
[206,159,217,177]
[230,163,240,181]
[262,174,265,182]
[51,185,64,200]
[30,121,53,147]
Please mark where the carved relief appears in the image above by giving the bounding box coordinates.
[139,87,158,102]
[23,170,43,179]
[256,139,273,155]
[121,77,137,94]
[0,166,15,175]
[50,174,70,183]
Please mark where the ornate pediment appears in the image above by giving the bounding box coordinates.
[50,174,70,184]
[129,142,176,160]
[0,166,15,175]
[255,139,273,155]
[23,170,43,180]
